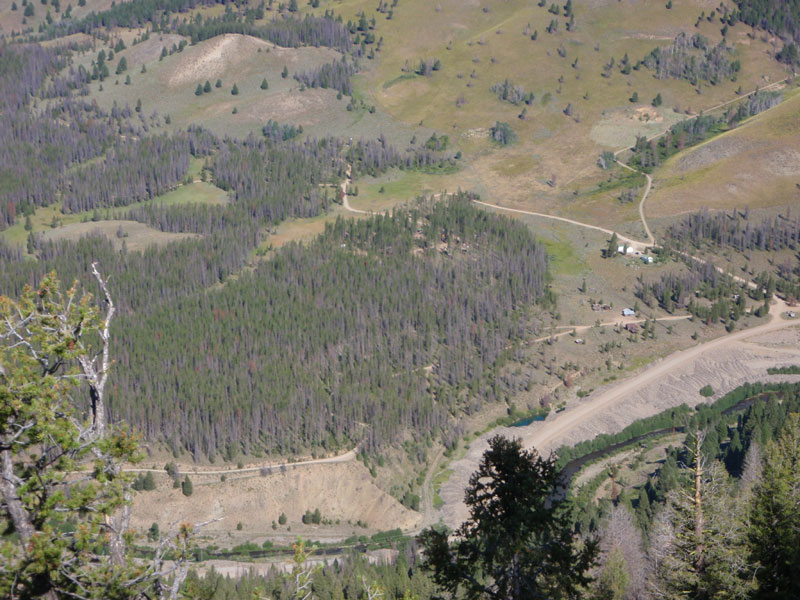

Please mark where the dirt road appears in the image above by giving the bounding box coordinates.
[124,447,357,476]
[533,314,690,343]
[340,165,371,214]
[471,199,653,251]
[523,299,792,452]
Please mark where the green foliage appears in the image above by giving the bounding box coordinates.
[108,197,549,457]
[231,83,239,95]
[748,413,800,598]
[489,120,516,146]
[700,384,715,397]
[182,475,193,496]
[419,435,597,599]
[594,547,629,600]
[767,365,800,375]
[0,273,194,598]
[260,77,268,90]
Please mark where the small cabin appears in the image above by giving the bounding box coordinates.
[622,308,636,317]
[625,323,639,333]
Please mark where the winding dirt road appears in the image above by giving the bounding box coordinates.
[124,447,358,477]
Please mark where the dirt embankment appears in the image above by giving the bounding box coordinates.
[131,461,421,538]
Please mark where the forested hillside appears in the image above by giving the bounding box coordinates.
[735,0,800,63]
[109,197,548,459]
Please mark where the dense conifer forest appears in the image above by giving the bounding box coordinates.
[110,198,549,459]
[0,13,491,462]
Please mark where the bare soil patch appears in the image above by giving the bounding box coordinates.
[131,461,420,539]
[165,34,339,89]
[166,35,271,88]
[590,106,684,149]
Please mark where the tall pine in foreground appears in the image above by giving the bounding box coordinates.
[748,413,800,599]
[418,435,597,600]
[648,431,755,600]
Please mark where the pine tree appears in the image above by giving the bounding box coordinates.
[182,475,193,496]
[215,78,222,88]
[231,83,239,95]
[748,414,800,598]
[195,83,203,96]
[203,80,211,93]
[419,436,597,599]
[282,65,289,79]
[115,57,127,75]
[260,78,269,90]
[143,471,156,491]
[648,432,754,599]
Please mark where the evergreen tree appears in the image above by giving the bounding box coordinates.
[419,435,597,599]
[115,56,127,74]
[195,83,203,96]
[182,475,193,496]
[282,65,289,78]
[203,80,211,93]
[261,77,269,89]
[648,433,755,599]
[143,471,156,491]
[748,413,800,599]
[231,83,239,95]
[215,78,222,88]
